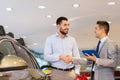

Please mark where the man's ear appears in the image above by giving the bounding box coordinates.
[101,28,106,34]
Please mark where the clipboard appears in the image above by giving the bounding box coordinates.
[82,49,100,58]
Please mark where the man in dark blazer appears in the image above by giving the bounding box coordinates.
[72,21,118,80]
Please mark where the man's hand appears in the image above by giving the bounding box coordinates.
[59,54,73,64]
[59,54,67,61]
[85,53,97,61]
[66,55,73,63]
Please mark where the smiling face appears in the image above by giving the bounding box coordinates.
[58,20,69,35]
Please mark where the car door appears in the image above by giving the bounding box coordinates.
[0,38,47,80]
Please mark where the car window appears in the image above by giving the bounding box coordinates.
[0,41,16,57]
[14,44,37,68]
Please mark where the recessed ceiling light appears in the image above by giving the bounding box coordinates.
[53,23,56,26]
[22,36,26,39]
[47,15,52,18]
[4,26,8,28]
[108,21,112,24]
[108,2,115,5]
[6,8,12,11]
[38,6,46,9]
[72,4,80,8]
[33,43,38,45]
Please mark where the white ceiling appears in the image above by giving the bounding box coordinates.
[0,0,120,49]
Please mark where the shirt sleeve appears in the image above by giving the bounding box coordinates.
[44,37,60,62]
[72,38,81,74]
[72,38,80,57]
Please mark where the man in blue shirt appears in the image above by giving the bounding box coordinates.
[44,16,80,80]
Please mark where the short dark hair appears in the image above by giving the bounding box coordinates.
[56,17,68,25]
[97,21,109,35]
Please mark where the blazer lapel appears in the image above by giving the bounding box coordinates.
[98,38,109,54]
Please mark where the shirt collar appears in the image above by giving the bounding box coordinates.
[55,33,68,38]
[100,36,108,43]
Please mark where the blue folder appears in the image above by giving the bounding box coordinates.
[82,49,100,58]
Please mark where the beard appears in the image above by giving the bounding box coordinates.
[60,28,69,35]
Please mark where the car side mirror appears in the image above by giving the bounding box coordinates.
[0,55,28,72]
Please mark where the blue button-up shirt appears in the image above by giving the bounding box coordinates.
[44,33,80,69]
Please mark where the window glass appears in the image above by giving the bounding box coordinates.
[0,41,16,55]
[0,41,16,61]
[14,44,34,68]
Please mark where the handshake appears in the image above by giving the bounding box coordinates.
[59,54,73,64]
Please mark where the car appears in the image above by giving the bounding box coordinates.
[0,25,51,80]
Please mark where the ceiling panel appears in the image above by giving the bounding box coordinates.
[0,0,120,49]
